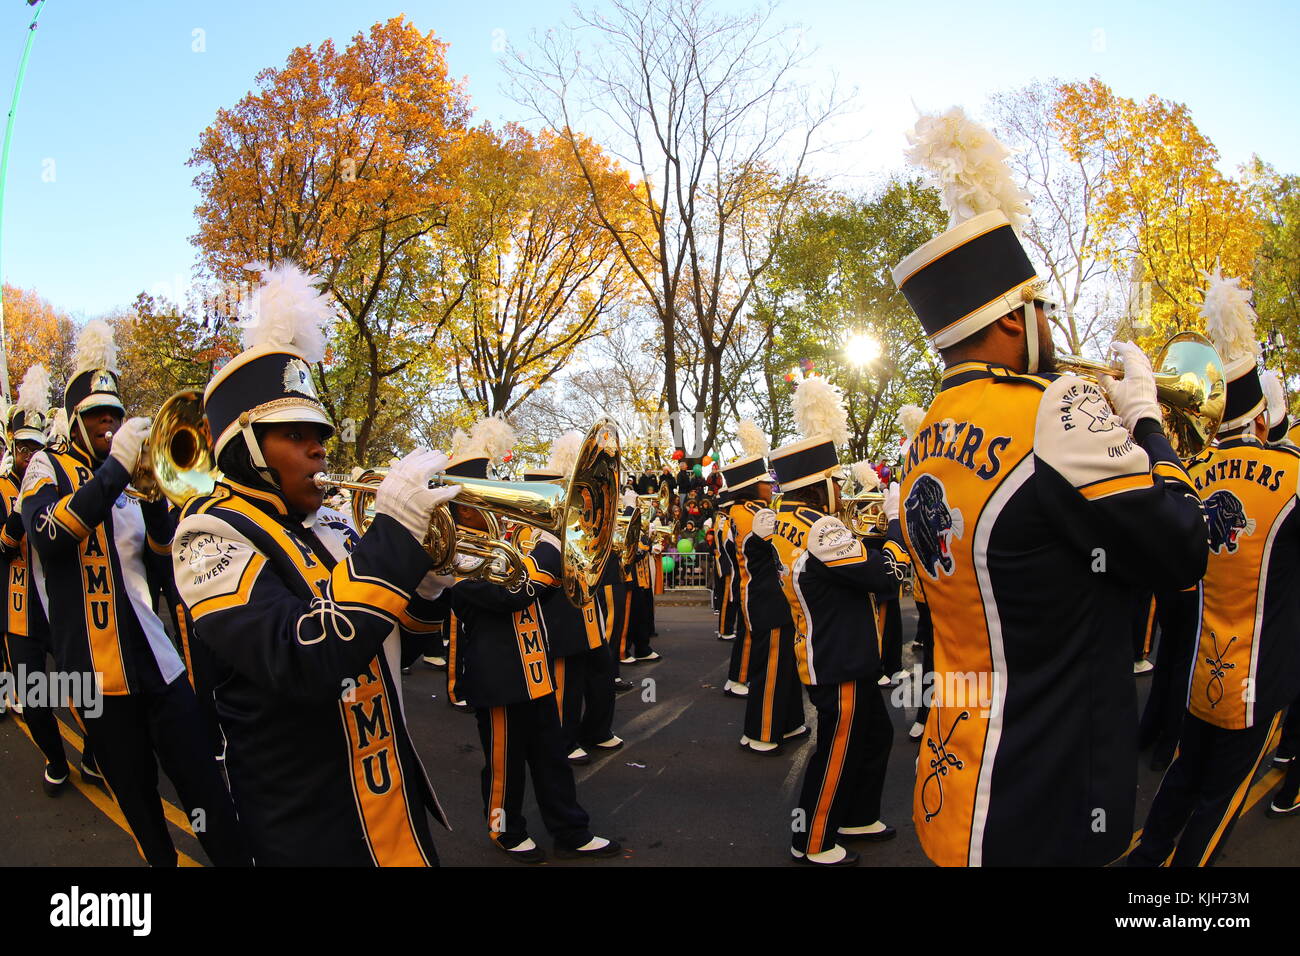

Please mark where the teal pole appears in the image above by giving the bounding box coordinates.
[0,0,48,404]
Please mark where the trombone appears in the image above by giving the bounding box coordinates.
[1055,331,1226,460]
[315,419,620,607]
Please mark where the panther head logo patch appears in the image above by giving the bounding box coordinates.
[905,474,965,580]
[1204,490,1255,554]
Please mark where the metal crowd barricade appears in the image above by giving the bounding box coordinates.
[662,550,715,590]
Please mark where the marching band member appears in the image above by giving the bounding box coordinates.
[173,263,456,866]
[22,320,250,867]
[890,108,1207,866]
[720,420,803,753]
[523,432,620,764]
[1130,271,1300,864]
[893,406,930,740]
[618,516,659,665]
[767,374,906,865]
[447,437,621,863]
[1,365,73,794]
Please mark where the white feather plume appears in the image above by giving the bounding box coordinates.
[896,404,926,439]
[546,430,584,476]
[736,418,770,458]
[15,364,51,417]
[243,261,334,363]
[1199,267,1260,366]
[904,106,1032,233]
[471,414,516,463]
[851,460,882,492]
[448,428,478,461]
[73,318,118,374]
[50,408,69,441]
[1262,370,1286,428]
[792,374,849,446]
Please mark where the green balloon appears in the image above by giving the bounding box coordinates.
[677,538,694,554]
[661,555,676,574]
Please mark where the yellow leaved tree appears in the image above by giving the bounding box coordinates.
[1054,78,1264,351]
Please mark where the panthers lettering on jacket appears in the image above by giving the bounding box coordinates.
[724,499,791,634]
[523,524,605,658]
[174,481,446,866]
[449,526,563,708]
[20,444,183,696]
[765,502,905,686]
[1185,437,1300,730]
[896,361,1207,867]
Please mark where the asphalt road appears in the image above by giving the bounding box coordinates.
[0,593,1295,867]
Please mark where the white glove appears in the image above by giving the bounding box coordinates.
[416,570,456,600]
[373,449,459,544]
[884,483,901,522]
[1098,342,1161,433]
[109,417,151,473]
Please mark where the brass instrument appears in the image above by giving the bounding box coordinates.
[839,492,888,538]
[635,482,670,519]
[612,507,643,569]
[1055,331,1225,459]
[119,390,219,506]
[315,419,619,607]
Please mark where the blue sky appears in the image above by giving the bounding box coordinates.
[3,0,1297,319]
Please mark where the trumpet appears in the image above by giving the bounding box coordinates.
[315,419,620,607]
[1055,331,1226,460]
[115,390,220,506]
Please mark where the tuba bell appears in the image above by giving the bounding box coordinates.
[122,390,220,506]
[316,419,619,607]
[1055,331,1226,460]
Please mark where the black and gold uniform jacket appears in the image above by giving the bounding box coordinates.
[765,502,906,686]
[716,512,733,586]
[449,526,563,708]
[21,444,184,695]
[1,469,51,644]
[525,527,604,658]
[724,499,792,634]
[173,480,447,866]
[1186,436,1300,730]
[898,362,1208,867]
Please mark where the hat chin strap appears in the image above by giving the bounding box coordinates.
[74,413,102,462]
[1023,301,1039,375]
[239,413,280,490]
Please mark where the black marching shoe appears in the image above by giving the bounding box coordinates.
[496,836,546,864]
[554,836,622,859]
[42,764,71,797]
[791,844,859,866]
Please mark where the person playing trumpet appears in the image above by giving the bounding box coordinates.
[889,107,1207,866]
[172,264,456,866]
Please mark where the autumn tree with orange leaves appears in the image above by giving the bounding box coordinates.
[429,123,649,416]
[1,285,77,409]
[188,16,471,465]
[1054,78,1264,350]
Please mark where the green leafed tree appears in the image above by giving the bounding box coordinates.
[747,177,946,462]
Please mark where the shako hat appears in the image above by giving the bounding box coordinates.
[1200,267,1265,433]
[720,419,772,492]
